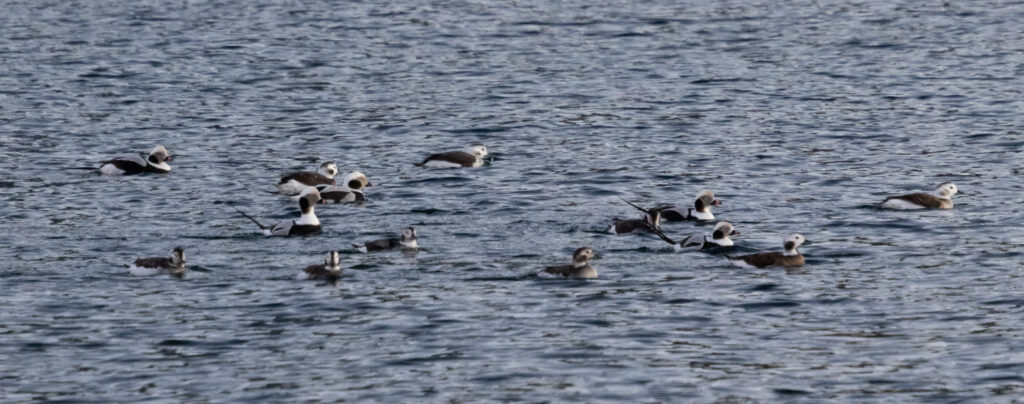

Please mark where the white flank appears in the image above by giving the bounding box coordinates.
[99,164,125,175]
[727,258,757,269]
[277,180,306,195]
[422,160,464,168]
[881,199,926,210]
[128,265,161,276]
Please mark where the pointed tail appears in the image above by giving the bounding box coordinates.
[645,221,678,246]
[619,197,653,215]
[231,204,267,230]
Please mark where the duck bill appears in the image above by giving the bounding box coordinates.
[712,199,721,206]
[730,230,740,236]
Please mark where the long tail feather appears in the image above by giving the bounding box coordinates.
[645,221,678,245]
[619,197,653,214]
[231,204,267,229]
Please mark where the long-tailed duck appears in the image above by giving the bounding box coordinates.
[314,171,372,203]
[234,187,323,236]
[608,198,661,234]
[276,162,338,195]
[129,247,187,278]
[651,221,739,251]
[651,190,721,222]
[881,182,958,210]
[354,227,418,252]
[296,251,343,284]
[99,145,173,175]
[727,234,806,268]
[541,247,597,279]
[415,145,488,168]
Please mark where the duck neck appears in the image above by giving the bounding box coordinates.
[296,210,319,226]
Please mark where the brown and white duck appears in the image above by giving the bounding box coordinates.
[416,145,488,168]
[541,247,597,279]
[276,162,338,195]
[881,182,958,210]
[727,234,806,268]
[650,190,721,222]
[234,187,323,236]
[129,247,187,278]
[651,221,740,251]
[354,227,418,253]
[99,145,173,175]
[296,251,343,284]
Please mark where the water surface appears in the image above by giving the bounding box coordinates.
[2,0,1024,402]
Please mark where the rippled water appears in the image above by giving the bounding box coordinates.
[3,0,1024,402]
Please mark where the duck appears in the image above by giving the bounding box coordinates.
[541,247,597,279]
[276,162,338,195]
[234,187,323,236]
[313,171,372,203]
[296,251,343,284]
[99,145,173,175]
[727,234,806,268]
[129,247,187,278]
[650,190,721,222]
[608,198,661,234]
[651,221,739,251]
[354,227,418,252]
[415,145,488,168]
[881,182,958,210]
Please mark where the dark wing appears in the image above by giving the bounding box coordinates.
[321,189,364,203]
[101,157,147,174]
[883,193,942,208]
[680,235,704,248]
[134,257,170,268]
[732,252,782,268]
[364,238,400,251]
[658,207,692,222]
[268,220,294,236]
[614,219,651,234]
[278,172,335,186]
[543,264,574,277]
[304,264,329,279]
[421,151,476,167]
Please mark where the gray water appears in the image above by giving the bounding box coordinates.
[2,0,1024,402]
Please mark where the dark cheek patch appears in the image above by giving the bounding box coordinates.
[713,230,724,239]
[300,198,310,212]
[149,155,160,164]
[695,200,705,211]
[785,241,795,250]
[349,180,361,189]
